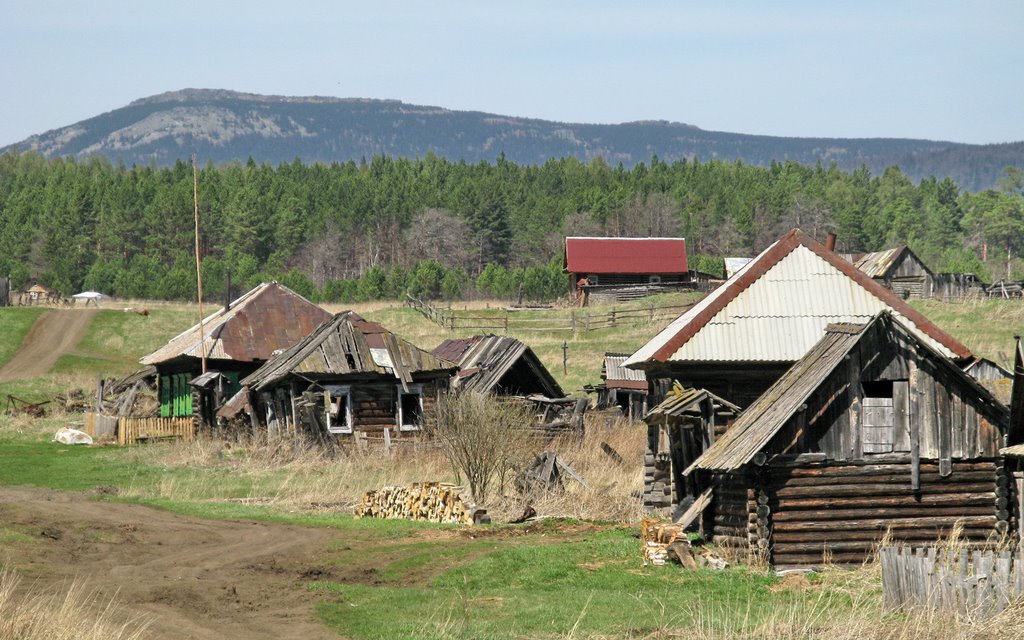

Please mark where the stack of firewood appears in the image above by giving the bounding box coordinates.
[354,482,474,525]
[641,518,687,566]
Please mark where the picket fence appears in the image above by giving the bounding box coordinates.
[84,412,195,445]
[880,545,1024,618]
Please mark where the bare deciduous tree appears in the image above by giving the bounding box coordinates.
[402,208,476,271]
[426,392,533,504]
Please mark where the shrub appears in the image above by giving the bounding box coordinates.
[425,392,532,504]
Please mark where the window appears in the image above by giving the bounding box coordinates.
[325,385,353,434]
[862,380,894,453]
[649,275,662,284]
[587,274,600,285]
[397,384,424,431]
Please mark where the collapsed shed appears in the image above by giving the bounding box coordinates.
[239,312,457,438]
[642,383,740,512]
[624,229,971,408]
[432,335,563,398]
[685,312,1011,567]
[432,334,587,433]
[139,282,331,426]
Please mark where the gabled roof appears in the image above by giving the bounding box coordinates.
[141,282,331,366]
[432,335,564,398]
[688,313,1006,473]
[602,353,647,391]
[624,229,970,367]
[244,312,456,391]
[855,246,934,278]
[563,237,687,275]
[645,382,740,421]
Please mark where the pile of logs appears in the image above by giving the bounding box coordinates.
[641,518,690,566]
[354,482,474,525]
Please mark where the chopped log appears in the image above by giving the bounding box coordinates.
[354,482,474,525]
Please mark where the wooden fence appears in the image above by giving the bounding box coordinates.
[83,412,195,445]
[406,295,693,333]
[880,545,1024,618]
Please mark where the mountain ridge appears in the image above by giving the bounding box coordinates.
[4,88,1021,191]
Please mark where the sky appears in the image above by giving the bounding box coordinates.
[2,1,1022,147]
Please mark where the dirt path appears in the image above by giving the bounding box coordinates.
[0,309,98,382]
[0,486,342,639]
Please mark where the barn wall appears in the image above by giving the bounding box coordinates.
[763,457,1007,566]
[884,252,934,299]
[772,322,1005,462]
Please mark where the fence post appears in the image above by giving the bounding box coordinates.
[585,313,591,331]
[610,309,616,327]
[504,313,509,334]
[650,305,654,322]
[571,310,576,332]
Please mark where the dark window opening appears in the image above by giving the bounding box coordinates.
[399,391,423,429]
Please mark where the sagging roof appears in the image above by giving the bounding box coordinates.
[141,282,331,366]
[244,312,456,391]
[687,313,1007,473]
[645,382,740,421]
[563,237,687,275]
[602,353,647,391]
[624,229,970,367]
[854,246,934,279]
[432,335,564,398]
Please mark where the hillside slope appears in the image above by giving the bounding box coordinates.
[4,89,1022,190]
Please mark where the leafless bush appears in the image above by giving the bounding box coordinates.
[426,392,533,504]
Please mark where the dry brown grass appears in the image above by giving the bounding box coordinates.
[124,411,647,522]
[0,567,148,640]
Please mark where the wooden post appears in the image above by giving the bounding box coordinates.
[610,309,616,327]
[383,427,392,452]
[503,313,509,334]
[570,310,576,332]
[562,340,568,375]
[909,357,921,490]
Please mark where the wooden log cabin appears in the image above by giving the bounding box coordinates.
[684,312,1011,567]
[624,229,971,409]
[563,237,689,304]
[140,282,331,427]
[238,312,457,439]
[855,245,936,299]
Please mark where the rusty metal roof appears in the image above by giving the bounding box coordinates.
[624,229,970,367]
[688,313,1006,473]
[244,312,457,391]
[141,282,332,366]
[564,237,688,274]
[602,353,647,391]
[432,335,564,398]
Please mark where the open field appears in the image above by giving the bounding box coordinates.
[0,295,1023,637]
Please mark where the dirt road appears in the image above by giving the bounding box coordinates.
[0,309,98,382]
[0,486,341,639]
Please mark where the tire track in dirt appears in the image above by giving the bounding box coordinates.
[0,486,342,639]
[0,309,98,383]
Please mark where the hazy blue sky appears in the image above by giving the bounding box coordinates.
[2,1,1021,147]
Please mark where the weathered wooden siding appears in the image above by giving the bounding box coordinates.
[767,320,1004,463]
[764,457,1007,566]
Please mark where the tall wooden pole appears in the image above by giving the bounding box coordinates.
[193,155,207,374]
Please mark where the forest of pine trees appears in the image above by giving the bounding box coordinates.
[0,150,1021,303]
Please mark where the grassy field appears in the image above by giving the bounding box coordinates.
[1,295,1023,638]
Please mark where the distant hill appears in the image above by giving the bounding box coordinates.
[4,88,1022,191]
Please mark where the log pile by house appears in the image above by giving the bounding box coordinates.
[354,482,475,525]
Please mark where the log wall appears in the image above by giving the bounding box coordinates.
[708,471,756,551]
[764,457,1008,566]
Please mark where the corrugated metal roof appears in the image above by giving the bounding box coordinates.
[724,257,752,278]
[141,282,331,366]
[603,353,647,390]
[564,237,688,274]
[624,229,970,367]
[244,312,457,391]
[432,335,564,398]
[854,246,906,278]
[689,313,1008,473]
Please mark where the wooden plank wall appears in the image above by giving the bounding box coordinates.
[764,458,1006,566]
[881,546,1024,618]
[116,417,196,445]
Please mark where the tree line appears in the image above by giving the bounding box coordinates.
[0,151,1021,302]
